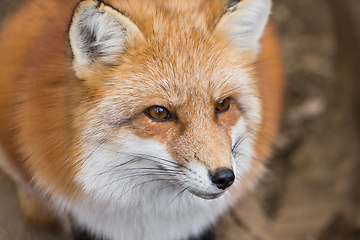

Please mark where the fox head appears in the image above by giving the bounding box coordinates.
[68,0,271,202]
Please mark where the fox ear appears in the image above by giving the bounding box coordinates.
[69,0,145,79]
[214,0,271,60]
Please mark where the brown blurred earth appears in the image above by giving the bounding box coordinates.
[1,0,360,239]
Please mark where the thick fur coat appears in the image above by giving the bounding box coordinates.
[0,0,284,239]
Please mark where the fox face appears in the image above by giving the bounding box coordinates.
[69,0,267,203]
[0,0,283,239]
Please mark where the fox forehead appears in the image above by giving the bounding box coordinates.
[101,36,253,111]
[98,52,251,126]
[106,0,229,35]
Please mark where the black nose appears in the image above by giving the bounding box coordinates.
[210,168,235,190]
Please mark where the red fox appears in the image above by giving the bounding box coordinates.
[0,0,284,239]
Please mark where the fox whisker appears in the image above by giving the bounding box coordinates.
[99,147,189,170]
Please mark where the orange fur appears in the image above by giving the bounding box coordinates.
[0,0,284,235]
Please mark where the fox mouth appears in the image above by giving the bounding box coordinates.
[188,190,224,200]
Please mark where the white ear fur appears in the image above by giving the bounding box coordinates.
[215,0,271,59]
[69,0,144,79]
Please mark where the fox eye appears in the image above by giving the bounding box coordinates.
[145,106,174,121]
[216,97,230,113]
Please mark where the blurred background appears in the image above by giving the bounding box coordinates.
[0,0,359,239]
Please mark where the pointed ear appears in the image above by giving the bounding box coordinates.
[214,0,271,60]
[69,0,145,80]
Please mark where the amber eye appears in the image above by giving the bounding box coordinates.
[145,106,175,121]
[216,97,230,113]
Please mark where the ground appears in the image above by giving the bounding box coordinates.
[1,0,360,239]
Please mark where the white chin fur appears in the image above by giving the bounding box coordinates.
[53,127,256,240]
